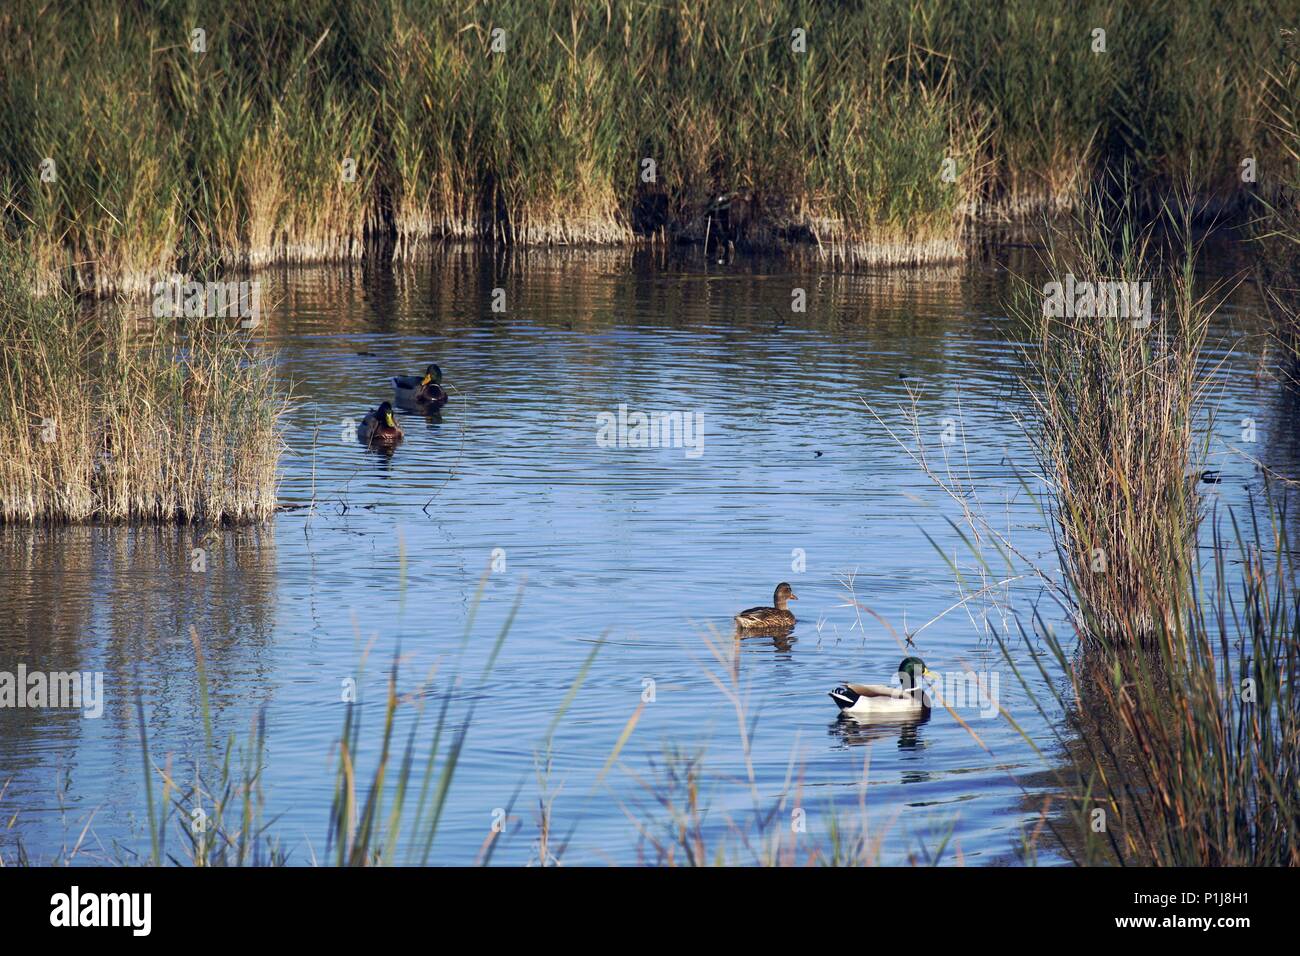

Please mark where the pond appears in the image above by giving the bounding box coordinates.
[0,240,1277,865]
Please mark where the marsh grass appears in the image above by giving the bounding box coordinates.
[879,187,1300,864]
[3,0,1291,292]
[1253,30,1300,369]
[0,243,284,524]
[1008,185,1225,645]
[988,496,1300,866]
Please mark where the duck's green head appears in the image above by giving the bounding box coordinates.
[379,401,397,429]
[898,657,936,689]
[421,363,443,387]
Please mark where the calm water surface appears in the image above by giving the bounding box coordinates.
[0,243,1278,864]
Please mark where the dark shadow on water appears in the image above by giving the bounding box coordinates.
[361,256,400,333]
[0,523,279,858]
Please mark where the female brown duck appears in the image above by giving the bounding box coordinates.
[734,582,798,630]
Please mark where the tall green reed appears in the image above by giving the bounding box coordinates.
[1251,28,1300,368]
[986,493,1300,866]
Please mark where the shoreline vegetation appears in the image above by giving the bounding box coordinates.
[1253,26,1300,368]
[1004,190,1299,863]
[1,0,1294,294]
[1017,186,1210,646]
[870,184,1300,864]
[0,243,283,525]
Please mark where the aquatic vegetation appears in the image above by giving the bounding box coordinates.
[868,191,1300,864]
[1009,183,1218,645]
[0,243,284,524]
[1,0,1289,292]
[1252,31,1300,368]
[993,497,1300,866]
[881,363,1300,867]
[1003,190,1300,861]
[844,167,1300,864]
[914,444,1300,864]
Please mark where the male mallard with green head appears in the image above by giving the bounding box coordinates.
[358,401,404,447]
[829,657,937,718]
[734,582,798,630]
[392,363,448,409]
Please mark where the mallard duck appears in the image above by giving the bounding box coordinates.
[392,363,448,409]
[734,582,797,630]
[357,401,404,447]
[829,657,937,718]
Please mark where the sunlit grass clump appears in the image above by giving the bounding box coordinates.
[987,191,1300,863]
[1009,186,1217,645]
[0,245,283,524]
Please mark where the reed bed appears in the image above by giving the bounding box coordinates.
[1009,186,1218,645]
[990,495,1300,866]
[0,244,284,524]
[1,0,1290,293]
[1253,29,1300,367]
[886,190,1300,864]
[854,165,1300,865]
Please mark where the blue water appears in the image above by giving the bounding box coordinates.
[0,244,1275,865]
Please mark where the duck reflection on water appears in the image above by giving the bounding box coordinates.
[829,711,930,752]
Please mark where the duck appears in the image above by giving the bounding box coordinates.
[392,363,448,409]
[734,582,798,630]
[357,401,404,447]
[829,657,937,718]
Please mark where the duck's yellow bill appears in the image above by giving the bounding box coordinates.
[384,412,396,428]
[923,668,938,679]
[420,374,432,386]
